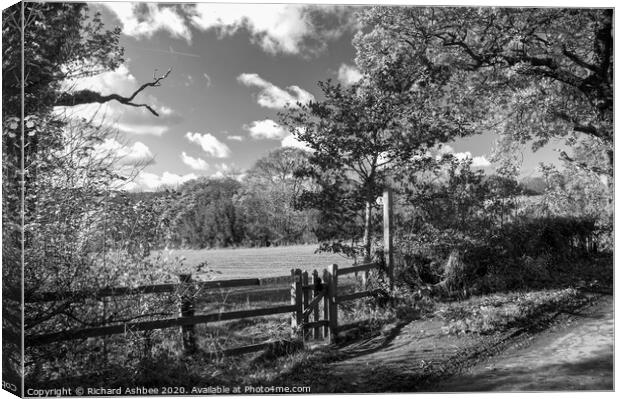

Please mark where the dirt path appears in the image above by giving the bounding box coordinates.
[435,295,614,392]
[277,294,613,393]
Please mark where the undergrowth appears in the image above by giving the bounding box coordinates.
[434,288,589,335]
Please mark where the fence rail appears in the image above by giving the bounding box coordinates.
[336,289,381,304]
[337,262,379,276]
[25,276,293,303]
[27,305,295,346]
[26,261,385,349]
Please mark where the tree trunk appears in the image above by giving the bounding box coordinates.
[362,200,372,261]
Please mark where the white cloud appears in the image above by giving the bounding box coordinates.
[159,106,174,116]
[189,4,314,54]
[281,134,312,151]
[471,156,491,167]
[227,135,244,141]
[211,162,231,179]
[100,3,352,56]
[94,138,154,166]
[337,63,362,85]
[436,144,491,167]
[128,171,198,191]
[202,73,212,87]
[103,3,191,42]
[185,132,231,158]
[244,119,288,139]
[237,73,314,109]
[63,65,137,95]
[181,152,209,171]
[184,75,194,87]
[437,144,455,155]
[116,123,168,136]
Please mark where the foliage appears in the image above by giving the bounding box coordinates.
[355,7,613,175]
[2,3,125,382]
[2,2,123,115]
[161,178,245,248]
[519,176,546,195]
[15,117,203,385]
[395,155,521,259]
[234,147,317,246]
[537,162,612,221]
[392,153,602,294]
[2,3,124,203]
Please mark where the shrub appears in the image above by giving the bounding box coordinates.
[395,215,602,295]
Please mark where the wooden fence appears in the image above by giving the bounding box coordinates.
[24,261,386,354]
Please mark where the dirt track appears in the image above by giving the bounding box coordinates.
[435,295,614,392]
[278,294,614,393]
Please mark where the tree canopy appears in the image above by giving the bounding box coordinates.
[2,2,169,197]
[354,7,613,175]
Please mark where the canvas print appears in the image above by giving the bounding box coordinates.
[1,1,614,396]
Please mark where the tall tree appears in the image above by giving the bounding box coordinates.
[354,7,613,176]
[281,79,467,259]
[2,3,169,383]
[2,2,169,209]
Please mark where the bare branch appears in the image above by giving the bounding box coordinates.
[54,68,172,116]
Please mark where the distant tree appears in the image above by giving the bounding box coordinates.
[235,147,317,246]
[248,147,311,191]
[163,178,245,248]
[355,7,613,176]
[519,176,546,196]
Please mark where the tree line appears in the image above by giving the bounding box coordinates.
[122,147,318,251]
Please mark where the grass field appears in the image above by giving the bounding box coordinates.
[154,244,356,280]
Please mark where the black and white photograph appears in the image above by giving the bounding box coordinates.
[1,0,615,396]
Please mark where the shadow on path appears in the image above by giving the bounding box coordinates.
[434,295,614,392]
[437,352,613,392]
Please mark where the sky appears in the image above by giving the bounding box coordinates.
[61,1,569,191]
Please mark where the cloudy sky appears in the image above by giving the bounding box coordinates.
[62,1,567,191]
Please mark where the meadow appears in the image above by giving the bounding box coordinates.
[156,244,356,280]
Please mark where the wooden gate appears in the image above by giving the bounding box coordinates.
[290,260,386,344]
[290,188,395,344]
[291,268,329,342]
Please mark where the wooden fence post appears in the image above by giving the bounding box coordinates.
[302,271,309,341]
[312,269,321,340]
[361,267,369,290]
[178,273,196,354]
[383,188,394,291]
[327,264,338,344]
[322,269,329,338]
[290,268,303,340]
